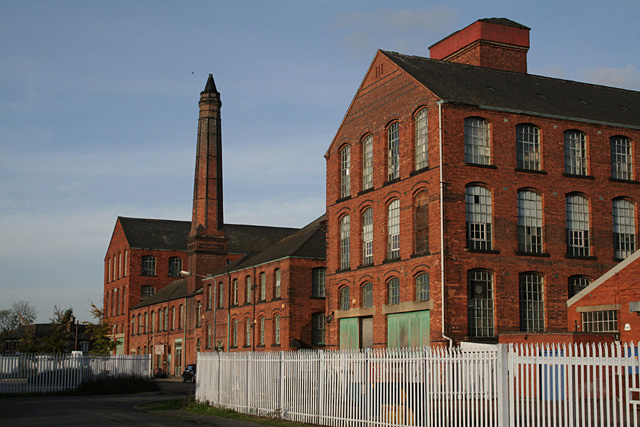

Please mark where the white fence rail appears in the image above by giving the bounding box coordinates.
[196,343,640,426]
[0,353,151,394]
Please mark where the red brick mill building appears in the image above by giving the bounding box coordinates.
[324,18,640,349]
[105,17,640,372]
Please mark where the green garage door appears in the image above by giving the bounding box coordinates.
[339,317,360,350]
[387,310,430,348]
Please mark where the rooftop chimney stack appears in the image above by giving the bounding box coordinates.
[429,18,530,73]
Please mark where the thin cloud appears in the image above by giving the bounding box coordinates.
[581,65,640,91]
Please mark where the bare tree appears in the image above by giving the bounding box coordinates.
[0,301,37,335]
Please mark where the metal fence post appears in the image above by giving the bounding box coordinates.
[279,351,285,419]
[496,343,510,427]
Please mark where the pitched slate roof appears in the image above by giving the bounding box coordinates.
[382,51,640,128]
[119,217,191,251]
[223,223,300,254]
[214,215,326,276]
[132,278,189,309]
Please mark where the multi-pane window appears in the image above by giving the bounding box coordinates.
[516,124,540,170]
[518,190,543,253]
[141,256,156,276]
[387,278,400,305]
[124,250,128,277]
[465,186,492,250]
[566,194,590,256]
[362,208,373,265]
[564,130,587,175]
[259,317,265,345]
[151,311,156,332]
[274,315,281,345]
[207,323,212,348]
[340,145,351,198]
[232,279,238,305]
[568,275,591,298]
[218,282,224,308]
[312,268,326,298]
[196,302,201,328]
[131,316,135,336]
[362,282,373,308]
[416,273,430,301]
[415,108,428,170]
[340,287,350,311]
[613,198,636,259]
[246,276,252,303]
[274,269,281,299]
[246,318,251,346]
[611,136,633,180]
[179,305,184,329]
[207,284,212,310]
[312,313,326,345]
[468,270,494,337]
[232,319,238,347]
[387,200,400,260]
[259,272,266,301]
[141,285,155,299]
[362,135,373,191]
[388,122,400,181]
[464,117,490,165]
[582,310,618,332]
[414,191,429,255]
[340,216,351,270]
[519,273,544,332]
[168,257,182,277]
[164,308,168,331]
[158,309,163,331]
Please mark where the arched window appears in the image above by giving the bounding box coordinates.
[340,286,350,310]
[387,278,400,305]
[387,200,400,260]
[416,273,429,301]
[259,272,266,301]
[362,282,373,308]
[464,117,490,165]
[517,190,543,253]
[611,136,633,180]
[516,124,540,170]
[274,315,281,345]
[468,270,494,337]
[520,272,544,332]
[564,130,587,175]
[414,191,429,255]
[415,108,428,170]
[613,198,636,259]
[388,122,400,181]
[362,135,373,190]
[246,276,252,303]
[465,186,492,250]
[362,208,373,265]
[274,269,281,299]
[340,145,351,198]
[340,215,351,270]
[232,319,238,347]
[232,279,238,305]
[566,193,590,256]
[246,318,252,347]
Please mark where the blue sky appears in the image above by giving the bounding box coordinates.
[1,0,639,322]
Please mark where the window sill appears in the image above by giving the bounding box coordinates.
[410,166,430,177]
[271,344,281,348]
[563,173,595,180]
[243,345,251,349]
[336,196,351,203]
[256,345,265,348]
[609,178,640,184]
[464,248,500,254]
[230,346,237,349]
[516,251,550,257]
[358,263,374,269]
[411,252,431,258]
[463,162,497,169]
[383,257,401,264]
[336,268,351,273]
[358,188,374,196]
[565,254,597,260]
[383,178,401,187]
[514,168,547,175]
[310,296,326,300]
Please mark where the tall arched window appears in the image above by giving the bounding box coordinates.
[339,286,350,311]
[232,319,238,347]
[274,269,281,299]
[416,273,430,301]
[611,136,633,180]
[516,124,540,171]
[274,315,281,345]
[613,198,636,259]
[468,269,494,337]
[415,108,428,170]
[387,122,400,181]
[246,318,252,347]
[520,272,544,332]
[340,215,351,270]
[246,276,252,303]
[464,117,490,165]
[387,200,400,260]
[362,135,373,190]
[362,208,373,265]
[414,191,429,255]
[387,278,400,305]
[566,193,590,256]
[465,186,492,250]
[340,145,351,198]
[517,189,543,253]
[564,130,587,175]
[362,282,373,308]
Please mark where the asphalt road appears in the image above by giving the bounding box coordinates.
[0,378,274,427]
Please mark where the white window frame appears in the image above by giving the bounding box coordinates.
[415,108,428,170]
[464,117,490,165]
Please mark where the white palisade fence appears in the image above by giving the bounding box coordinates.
[196,343,640,426]
[0,353,151,394]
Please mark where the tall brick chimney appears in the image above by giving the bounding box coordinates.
[429,18,530,73]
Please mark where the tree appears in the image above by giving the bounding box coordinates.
[0,301,37,335]
[86,302,116,354]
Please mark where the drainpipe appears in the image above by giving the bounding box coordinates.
[438,101,453,347]
[226,265,231,352]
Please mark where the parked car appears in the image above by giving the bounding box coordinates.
[182,364,196,383]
